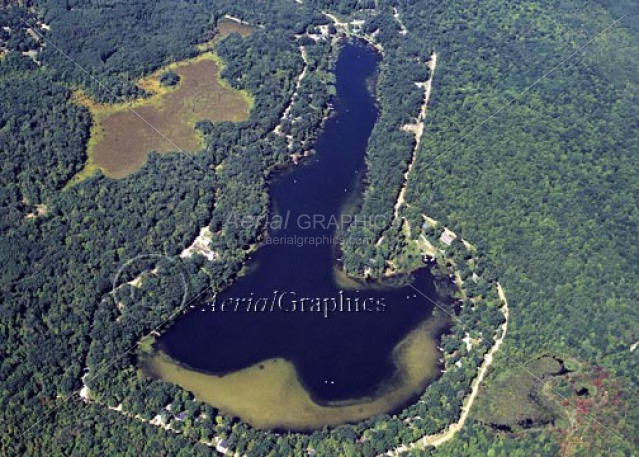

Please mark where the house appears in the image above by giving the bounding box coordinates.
[216,439,229,454]
[440,228,457,246]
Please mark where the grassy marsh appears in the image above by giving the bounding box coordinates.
[70,22,254,181]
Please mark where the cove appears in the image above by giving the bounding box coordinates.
[148,42,452,430]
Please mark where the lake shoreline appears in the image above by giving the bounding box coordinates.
[144,315,449,431]
[150,41,455,431]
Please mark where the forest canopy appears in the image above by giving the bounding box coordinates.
[1,0,638,456]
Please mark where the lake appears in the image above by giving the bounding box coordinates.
[148,42,452,430]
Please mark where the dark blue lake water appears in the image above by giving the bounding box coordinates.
[159,42,450,404]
